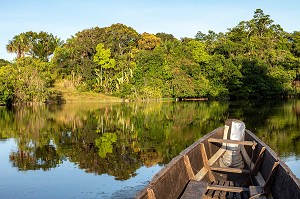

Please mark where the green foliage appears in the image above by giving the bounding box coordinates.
[0,57,54,105]
[51,27,106,90]
[171,68,196,98]
[155,32,177,42]
[213,8,300,99]
[93,43,116,91]
[6,32,29,58]
[129,48,166,99]
[51,24,139,93]
[138,32,161,50]
[291,31,300,57]
[140,86,162,99]
[187,40,210,64]
[0,59,10,67]
[50,10,300,100]
[104,23,139,56]
[94,43,116,69]
[3,9,300,103]
[95,132,117,158]
[268,66,296,95]
[0,65,14,104]
[7,31,62,61]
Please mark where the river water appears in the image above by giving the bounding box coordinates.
[0,100,299,198]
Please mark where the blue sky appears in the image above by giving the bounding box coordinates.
[1,0,299,61]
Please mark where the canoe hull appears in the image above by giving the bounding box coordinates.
[135,123,300,199]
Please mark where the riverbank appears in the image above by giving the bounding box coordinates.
[52,81,122,103]
[51,81,179,104]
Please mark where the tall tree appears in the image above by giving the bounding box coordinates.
[291,31,300,57]
[103,23,139,56]
[93,43,116,90]
[52,27,106,89]
[6,33,29,58]
[7,31,62,61]
[155,32,177,42]
[28,31,63,61]
[138,32,161,50]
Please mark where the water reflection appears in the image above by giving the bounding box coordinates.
[0,100,299,197]
[227,100,300,160]
[10,144,60,171]
[0,102,227,179]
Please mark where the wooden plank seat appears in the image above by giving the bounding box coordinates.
[204,180,251,199]
[180,179,256,199]
[199,140,267,199]
[210,166,250,174]
[202,137,272,199]
[208,138,257,147]
[200,159,278,199]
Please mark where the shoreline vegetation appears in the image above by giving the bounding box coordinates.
[1,9,300,106]
[51,81,209,103]
[50,81,122,103]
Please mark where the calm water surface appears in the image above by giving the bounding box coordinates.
[0,100,299,198]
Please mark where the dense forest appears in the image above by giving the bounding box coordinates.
[1,9,300,105]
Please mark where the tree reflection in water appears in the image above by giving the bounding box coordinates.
[10,144,60,171]
[0,100,299,180]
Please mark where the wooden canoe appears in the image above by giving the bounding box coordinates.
[135,119,300,199]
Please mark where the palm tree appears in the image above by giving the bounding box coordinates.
[30,32,63,61]
[7,31,63,61]
[6,33,29,58]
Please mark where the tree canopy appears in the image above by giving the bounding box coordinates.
[1,9,300,105]
[7,31,62,61]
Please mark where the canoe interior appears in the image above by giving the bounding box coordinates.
[245,131,300,199]
[135,121,300,199]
